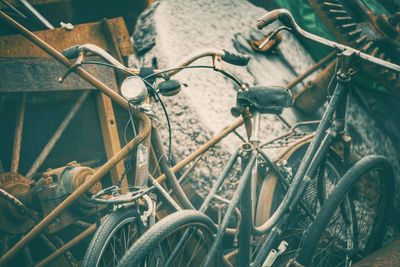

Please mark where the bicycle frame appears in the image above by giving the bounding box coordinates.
[196,52,354,267]
[251,53,353,266]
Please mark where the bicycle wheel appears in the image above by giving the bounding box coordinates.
[82,208,141,267]
[295,155,394,266]
[254,141,343,265]
[117,210,218,267]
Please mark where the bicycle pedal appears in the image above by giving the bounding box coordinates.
[262,240,288,267]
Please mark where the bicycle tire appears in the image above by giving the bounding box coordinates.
[295,155,395,266]
[82,208,141,267]
[254,142,343,265]
[117,209,218,267]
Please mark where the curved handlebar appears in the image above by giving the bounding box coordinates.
[62,44,250,77]
[62,43,130,72]
[257,9,400,73]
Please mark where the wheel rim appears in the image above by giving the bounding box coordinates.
[254,144,343,266]
[96,217,138,267]
[308,165,390,266]
[136,222,216,267]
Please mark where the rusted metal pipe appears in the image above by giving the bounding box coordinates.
[34,221,102,267]
[26,91,90,178]
[287,51,336,91]
[11,93,27,173]
[156,117,244,184]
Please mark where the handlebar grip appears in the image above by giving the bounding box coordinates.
[61,45,81,59]
[222,50,250,66]
[257,9,283,29]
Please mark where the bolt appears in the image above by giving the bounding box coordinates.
[67,161,78,167]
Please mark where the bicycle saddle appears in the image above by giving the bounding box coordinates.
[231,86,293,116]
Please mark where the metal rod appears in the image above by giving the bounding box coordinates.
[10,93,26,173]
[287,51,336,91]
[26,91,89,178]
[199,148,240,213]
[156,117,244,184]
[203,152,257,266]
[34,222,99,267]
[1,0,27,18]
[177,154,203,183]
[18,0,54,29]
[239,149,253,266]
[151,127,194,210]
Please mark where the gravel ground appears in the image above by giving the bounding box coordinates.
[130,0,400,235]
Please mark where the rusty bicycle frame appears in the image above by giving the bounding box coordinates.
[0,9,337,266]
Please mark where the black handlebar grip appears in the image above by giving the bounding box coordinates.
[222,50,250,66]
[61,45,81,59]
[257,9,282,29]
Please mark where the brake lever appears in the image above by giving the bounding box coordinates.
[58,50,85,83]
[258,26,292,50]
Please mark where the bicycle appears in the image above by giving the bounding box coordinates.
[65,44,342,267]
[116,8,399,267]
[56,44,254,266]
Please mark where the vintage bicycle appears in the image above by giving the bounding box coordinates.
[116,8,399,267]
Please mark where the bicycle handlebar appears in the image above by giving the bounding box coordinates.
[62,43,130,71]
[257,9,400,73]
[62,44,250,76]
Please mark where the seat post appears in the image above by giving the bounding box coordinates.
[250,112,261,145]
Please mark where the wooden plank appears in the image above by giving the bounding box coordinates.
[0,57,116,92]
[0,17,133,58]
[96,91,126,188]
[94,19,128,188]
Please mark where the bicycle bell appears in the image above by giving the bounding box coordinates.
[120,76,148,105]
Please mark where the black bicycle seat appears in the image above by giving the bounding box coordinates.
[231,86,293,116]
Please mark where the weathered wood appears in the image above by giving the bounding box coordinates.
[0,57,116,92]
[96,91,126,188]
[95,19,127,188]
[0,17,133,58]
